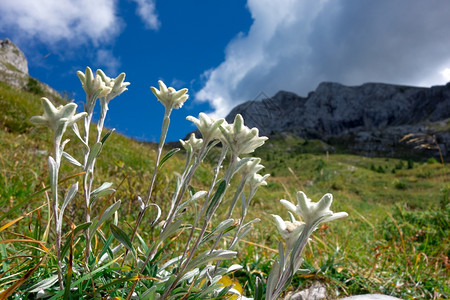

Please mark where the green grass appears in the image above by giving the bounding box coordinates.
[0,82,449,298]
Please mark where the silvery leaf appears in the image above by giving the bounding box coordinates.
[62,151,83,167]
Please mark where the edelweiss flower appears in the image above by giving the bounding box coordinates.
[77,67,111,107]
[96,69,130,101]
[151,80,188,110]
[239,158,265,181]
[272,214,304,249]
[220,114,267,157]
[30,98,87,132]
[186,113,224,142]
[180,133,203,154]
[247,173,270,190]
[280,191,348,226]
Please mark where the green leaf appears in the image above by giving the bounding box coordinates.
[176,190,207,214]
[85,141,103,172]
[0,244,8,273]
[58,182,78,231]
[201,218,235,244]
[186,250,237,270]
[97,234,115,265]
[110,223,135,256]
[158,219,183,243]
[179,268,199,283]
[71,123,89,149]
[27,275,58,292]
[254,276,264,300]
[48,156,58,193]
[206,181,227,218]
[141,286,159,300]
[159,148,180,170]
[48,258,118,299]
[62,151,83,167]
[89,182,115,206]
[89,200,121,241]
[101,128,115,144]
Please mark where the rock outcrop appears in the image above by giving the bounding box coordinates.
[226,82,450,160]
[0,38,29,88]
[0,38,61,98]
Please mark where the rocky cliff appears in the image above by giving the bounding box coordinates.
[0,38,60,98]
[0,38,29,88]
[226,82,450,160]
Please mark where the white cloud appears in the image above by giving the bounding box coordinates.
[196,0,450,117]
[0,0,121,46]
[440,68,450,82]
[95,49,121,75]
[131,0,160,30]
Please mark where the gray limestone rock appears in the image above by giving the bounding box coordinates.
[0,38,61,98]
[0,38,28,74]
[226,82,450,160]
[0,38,29,89]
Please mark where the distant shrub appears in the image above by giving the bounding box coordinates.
[427,157,438,164]
[394,179,408,190]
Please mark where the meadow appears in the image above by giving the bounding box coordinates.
[0,79,448,299]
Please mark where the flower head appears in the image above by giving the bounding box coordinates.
[180,133,203,154]
[239,158,264,181]
[151,80,188,111]
[220,114,267,157]
[272,214,304,249]
[248,173,270,190]
[280,191,348,226]
[96,69,130,101]
[186,113,224,142]
[77,67,111,108]
[30,97,87,132]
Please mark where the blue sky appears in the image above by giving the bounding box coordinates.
[1,0,450,142]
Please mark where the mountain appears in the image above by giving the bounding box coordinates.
[226,82,450,160]
[0,38,60,99]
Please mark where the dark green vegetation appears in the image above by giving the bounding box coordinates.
[0,82,449,299]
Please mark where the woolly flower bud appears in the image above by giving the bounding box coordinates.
[239,158,264,181]
[151,80,188,110]
[180,133,203,154]
[272,214,304,250]
[248,173,269,190]
[220,114,267,157]
[77,67,111,104]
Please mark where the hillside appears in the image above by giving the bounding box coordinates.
[0,40,449,298]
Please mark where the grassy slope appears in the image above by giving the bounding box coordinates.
[0,82,448,298]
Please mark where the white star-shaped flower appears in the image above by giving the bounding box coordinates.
[96,69,130,101]
[180,133,204,154]
[186,112,224,142]
[220,114,267,157]
[30,97,87,132]
[280,191,348,226]
[151,80,188,110]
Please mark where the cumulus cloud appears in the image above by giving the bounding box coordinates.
[0,0,121,46]
[196,0,450,117]
[131,0,160,30]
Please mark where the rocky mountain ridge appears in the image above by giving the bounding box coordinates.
[226,81,450,160]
